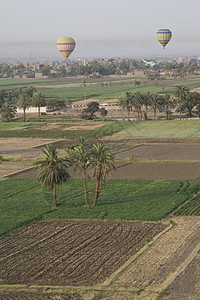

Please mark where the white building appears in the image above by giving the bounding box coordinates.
[17,106,47,114]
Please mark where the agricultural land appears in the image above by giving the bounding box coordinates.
[1,75,200,299]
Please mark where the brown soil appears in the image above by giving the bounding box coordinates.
[0,220,166,287]
[0,291,83,300]
[29,121,106,131]
[160,253,200,300]
[3,138,200,181]
[0,138,58,152]
[1,218,200,299]
[114,143,200,161]
[0,163,33,180]
[109,161,200,180]
[11,161,200,181]
[112,216,200,299]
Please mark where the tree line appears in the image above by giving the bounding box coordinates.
[118,85,200,121]
[0,87,45,122]
[1,84,200,122]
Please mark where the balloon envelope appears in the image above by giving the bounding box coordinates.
[57,37,76,59]
[156,29,172,49]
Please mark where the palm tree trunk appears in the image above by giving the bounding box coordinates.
[179,97,182,120]
[53,184,57,208]
[165,104,168,120]
[140,107,142,120]
[38,106,41,121]
[137,109,140,119]
[83,167,89,207]
[92,177,100,207]
[23,108,26,122]
[127,110,130,121]
[154,107,156,121]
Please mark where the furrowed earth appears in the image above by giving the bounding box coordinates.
[1,126,200,299]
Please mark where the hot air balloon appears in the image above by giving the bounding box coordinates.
[156,29,172,49]
[56,37,76,59]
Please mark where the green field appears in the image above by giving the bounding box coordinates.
[0,122,43,131]
[1,178,199,237]
[0,77,174,102]
[1,76,200,103]
[0,121,133,138]
[38,84,174,102]
[114,120,200,139]
[1,119,200,139]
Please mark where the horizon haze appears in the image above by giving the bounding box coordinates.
[1,0,200,61]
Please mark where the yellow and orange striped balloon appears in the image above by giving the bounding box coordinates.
[56,37,76,59]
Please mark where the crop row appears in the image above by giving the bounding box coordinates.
[173,195,200,216]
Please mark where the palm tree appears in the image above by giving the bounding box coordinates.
[173,85,189,120]
[143,92,152,120]
[18,93,30,122]
[66,137,90,207]
[181,92,200,117]
[35,144,70,208]
[1,102,15,122]
[119,92,133,121]
[132,92,144,120]
[150,94,160,121]
[161,94,174,120]
[90,143,116,207]
[32,92,45,121]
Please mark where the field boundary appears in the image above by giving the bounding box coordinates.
[3,166,35,179]
[100,221,172,288]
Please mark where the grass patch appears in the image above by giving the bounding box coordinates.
[0,122,45,131]
[0,178,199,237]
[114,120,200,139]
[39,84,173,102]
[2,120,200,139]
[0,121,133,139]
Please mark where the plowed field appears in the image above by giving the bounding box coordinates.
[0,220,166,287]
[2,138,200,181]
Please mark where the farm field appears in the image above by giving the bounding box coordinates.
[0,219,166,286]
[2,178,197,237]
[1,119,200,299]
[0,217,200,299]
[2,75,200,104]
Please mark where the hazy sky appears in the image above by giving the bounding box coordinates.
[1,0,200,59]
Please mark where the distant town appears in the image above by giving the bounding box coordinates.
[0,56,200,80]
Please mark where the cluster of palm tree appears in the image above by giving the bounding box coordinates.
[35,138,116,208]
[0,87,45,122]
[118,91,174,121]
[17,92,45,122]
[119,85,200,121]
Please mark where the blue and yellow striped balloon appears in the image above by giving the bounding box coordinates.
[156,29,172,49]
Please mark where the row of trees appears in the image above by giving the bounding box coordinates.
[0,92,45,122]
[36,138,116,208]
[0,86,36,107]
[1,84,200,122]
[119,85,200,121]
